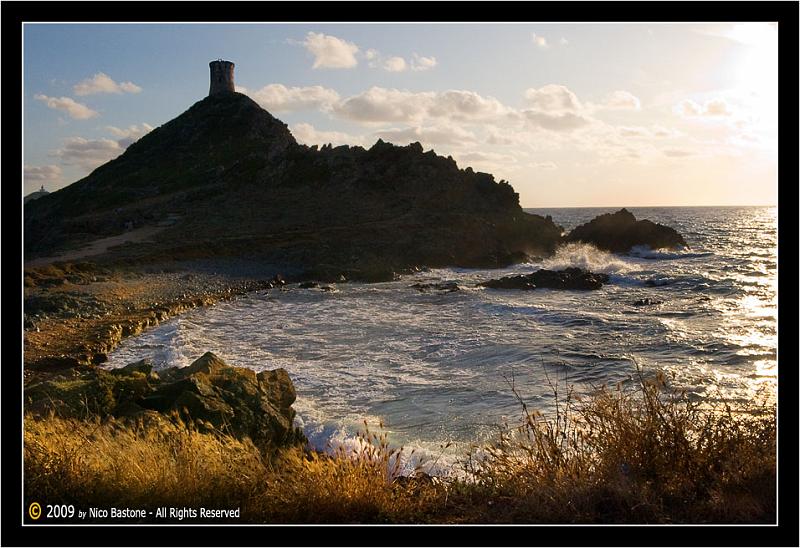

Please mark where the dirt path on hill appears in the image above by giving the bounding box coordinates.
[25,225,166,268]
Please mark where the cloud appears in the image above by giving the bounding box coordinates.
[302,32,359,69]
[559,37,569,46]
[523,110,591,132]
[73,72,142,96]
[50,124,154,171]
[290,122,363,147]
[383,56,407,72]
[52,137,123,169]
[105,123,154,148]
[663,148,696,157]
[411,54,437,71]
[532,33,549,49]
[704,98,733,116]
[364,51,437,72]
[617,126,650,138]
[532,161,558,169]
[676,98,733,118]
[603,90,641,110]
[333,87,430,123]
[652,125,682,138]
[34,94,98,120]
[524,85,582,112]
[374,124,477,147]
[247,84,340,112]
[24,165,62,186]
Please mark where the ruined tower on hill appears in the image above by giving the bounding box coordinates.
[209,59,235,96]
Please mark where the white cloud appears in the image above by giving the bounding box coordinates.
[374,124,477,147]
[676,98,733,118]
[303,32,359,69]
[247,84,340,112]
[532,161,558,169]
[73,72,142,96]
[603,90,641,110]
[523,110,591,132]
[105,123,154,148]
[25,165,63,186]
[524,85,582,112]
[383,56,408,72]
[411,54,437,71]
[290,122,363,147]
[34,94,98,120]
[532,33,549,49]
[333,87,430,123]
[52,137,123,170]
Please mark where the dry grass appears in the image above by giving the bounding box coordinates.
[451,367,776,523]
[24,369,776,524]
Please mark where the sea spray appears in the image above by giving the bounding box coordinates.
[542,242,631,274]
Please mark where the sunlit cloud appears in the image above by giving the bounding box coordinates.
[411,54,437,71]
[383,56,408,72]
[73,72,142,96]
[34,94,98,120]
[105,123,154,148]
[247,84,340,112]
[676,98,733,118]
[302,32,359,69]
[524,85,582,112]
[602,90,641,110]
[531,32,549,49]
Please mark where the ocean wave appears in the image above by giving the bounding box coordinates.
[542,242,631,274]
[628,245,713,260]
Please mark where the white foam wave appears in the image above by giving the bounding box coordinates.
[542,242,631,274]
[628,245,712,260]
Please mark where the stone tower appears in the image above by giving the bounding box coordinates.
[209,59,235,96]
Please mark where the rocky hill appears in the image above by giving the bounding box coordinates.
[24,92,563,277]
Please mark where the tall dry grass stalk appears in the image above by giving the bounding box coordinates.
[24,366,775,524]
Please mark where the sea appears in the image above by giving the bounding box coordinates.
[104,206,778,475]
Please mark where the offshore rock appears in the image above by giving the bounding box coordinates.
[480,267,610,291]
[564,208,687,253]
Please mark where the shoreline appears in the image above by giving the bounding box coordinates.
[23,260,290,383]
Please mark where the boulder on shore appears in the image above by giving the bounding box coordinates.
[24,352,305,448]
[564,208,687,253]
[479,267,610,291]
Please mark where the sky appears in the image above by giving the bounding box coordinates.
[23,23,778,207]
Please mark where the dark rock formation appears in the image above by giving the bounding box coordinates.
[632,298,663,306]
[24,92,563,272]
[24,352,305,448]
[480,267,610,291]
[564,208,687,253]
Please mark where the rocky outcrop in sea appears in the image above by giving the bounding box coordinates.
[479,267,610,290]
[564,208,687,253]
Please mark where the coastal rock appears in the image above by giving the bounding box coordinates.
[632,298,663,306]
[480,267,610,291]
[24,352,305,448]
[564,208,687,253]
